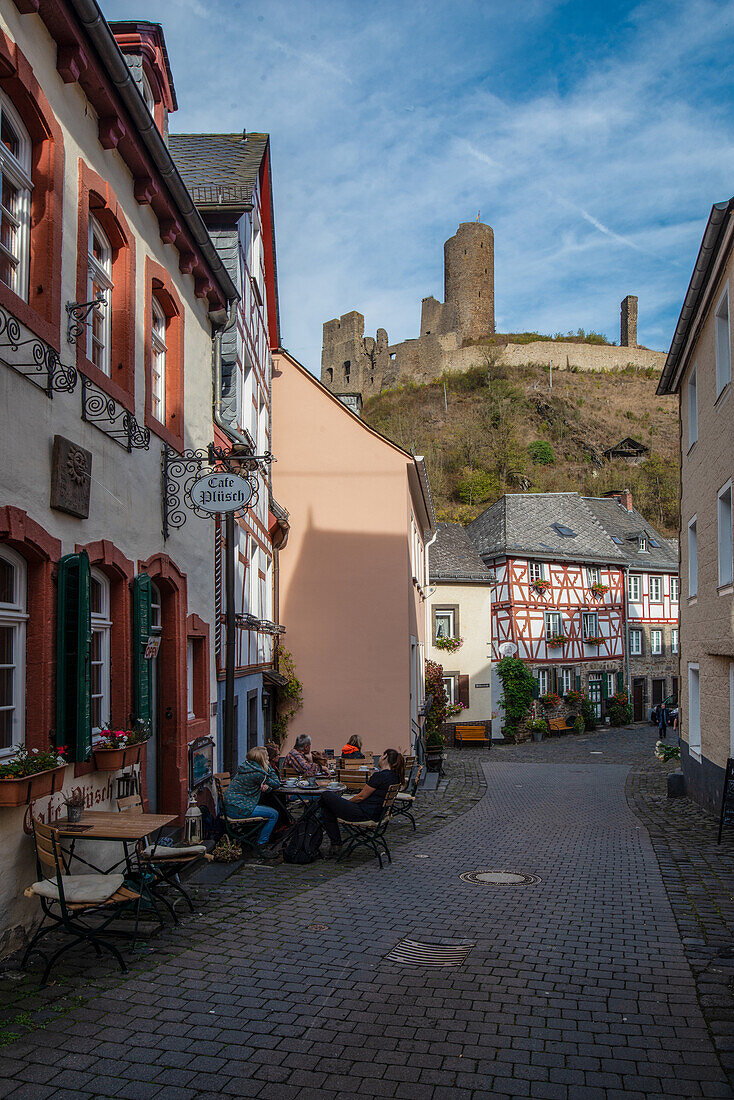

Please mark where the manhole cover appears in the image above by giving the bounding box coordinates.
[308,923,329,931]
[385,938,474,967]
[459,870,541,887]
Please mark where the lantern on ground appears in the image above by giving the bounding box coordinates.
[184,794,203,845]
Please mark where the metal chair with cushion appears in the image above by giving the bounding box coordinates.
[23,819,140,986]
[336,784,401,870]
[393,764,424,831]
[214,775,269,856]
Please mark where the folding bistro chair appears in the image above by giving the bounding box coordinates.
[22,819,140,986]
[214,776,269,855]
[337,784,400,870]
[117,795,206,915]
[393,764,424,831]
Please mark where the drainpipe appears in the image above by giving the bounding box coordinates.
[622,563,631,702]
[210,301,243,776]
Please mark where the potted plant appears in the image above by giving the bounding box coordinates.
[425,730,445,772]
[547,634,565,649]
[590,581,609,598]
[434,635,463,653]
[573,716,585,735]
[0,744,68,808]
[529,718,547,743]
[584,635,604,647]
[94,722,151,770]
[531,578,551,595]
[64,788,85,823]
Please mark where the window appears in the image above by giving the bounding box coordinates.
[672,628,679,654]
[649,576,662,602]
[638,535,649,553]
[611,535,622,545]
[688,664,701,756]
[90,569,111,733]
[586,566,601,586]
[343,361,350,383]
[0,92,31,301]
[537,668,550,695]
[87,216,113,375]
[716,286,731,397]
[719,482,733,587]
[325,368,333,384]
[629,629,642,656]
[688,517,698,598]
[651,629,663,656]
[150,297,167,423]
[544,611,562,637]
[582,612,598,640]
[688,367,698,447]
[435,609,454,640]
[671,577,679,603]
[551,523,576,538]
[628,574,641,602]
[186,640,195,720]
[442,675,456,705]
[561,668,573,694]
[529,562,545,583]
[0,546,26,752]
[150,583,162,632]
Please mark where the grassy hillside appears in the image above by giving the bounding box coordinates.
[363,362,680,535]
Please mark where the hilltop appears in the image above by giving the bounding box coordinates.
[362,362,680,535]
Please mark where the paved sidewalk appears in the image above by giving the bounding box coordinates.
[0,728,731,1098]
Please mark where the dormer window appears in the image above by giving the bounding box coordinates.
[638,535,649,553]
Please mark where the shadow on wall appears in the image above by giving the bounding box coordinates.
[279,511,419,752]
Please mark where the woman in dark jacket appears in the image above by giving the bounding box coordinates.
[320,749,405,858]
[225,747,283,859]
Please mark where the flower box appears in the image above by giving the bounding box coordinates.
[531,579,551,595]
[584,636,604,646]
[590,582,609,598]
[434,636,463,653]
[547,634,565,648]
[0,764,68,808]
[539,692,561,709]
[93,742,146,771]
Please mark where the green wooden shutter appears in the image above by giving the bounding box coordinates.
[56,551,92,762]
[132,573,152,729]
[617,671,624,694]
[575,674,582,691]
[532,677,540,699]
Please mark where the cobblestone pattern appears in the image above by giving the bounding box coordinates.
[0,732,731,1098]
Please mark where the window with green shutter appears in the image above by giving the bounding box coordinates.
[56,551,92,762]
[132,573,152,729]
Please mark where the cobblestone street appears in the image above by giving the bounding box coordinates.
[2,727,734,1098]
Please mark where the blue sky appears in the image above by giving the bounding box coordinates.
[104,0,734,368]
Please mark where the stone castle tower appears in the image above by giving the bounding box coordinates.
[321,224,663,409]
[321,222,495,403]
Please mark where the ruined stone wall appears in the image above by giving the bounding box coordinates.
[444,222,495,341]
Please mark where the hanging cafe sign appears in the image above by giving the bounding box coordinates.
[162,442,273,538]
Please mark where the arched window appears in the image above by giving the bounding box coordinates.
[151,296,167,422]
[88,215,113,375]
[0,545,26,751]
[325,368,333,384]
[0,90,32,301]
[150,583,162,632]
[90,568,111,733]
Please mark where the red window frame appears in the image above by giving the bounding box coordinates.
[144,257,184,451]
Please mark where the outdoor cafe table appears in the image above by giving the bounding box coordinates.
[55,810,177,874]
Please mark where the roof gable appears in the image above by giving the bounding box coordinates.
[430,524,491,581]
[467,493,623,564]
[169,133,268,209]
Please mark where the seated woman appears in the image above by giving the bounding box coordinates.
[283,734,329,777]
[340,735,365,760]
[319,749,405,858]
[224,746,283,860]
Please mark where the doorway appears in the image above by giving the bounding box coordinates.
[588,674,603,721]
[632,678,646,722]
[652,678,666,706]
[147,583,163,813]
[247,690,259,751]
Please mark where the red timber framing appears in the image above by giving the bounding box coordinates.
[490,557,625,664]
[10,0,226,310]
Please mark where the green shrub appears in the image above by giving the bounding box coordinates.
[608,701,633,727]
[527,440,555,466]
[497,656,535,739]
[573,716,585,735]
[580,696,597,731]
[456,469,499,505]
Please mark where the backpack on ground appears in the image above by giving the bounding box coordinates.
[282,815,323,864]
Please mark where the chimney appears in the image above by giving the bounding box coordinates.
[604,488,633,512]
[620,295,638,348]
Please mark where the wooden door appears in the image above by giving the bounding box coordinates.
[588,675,603,720]
[632,678,645,722]
[652,678,666,706]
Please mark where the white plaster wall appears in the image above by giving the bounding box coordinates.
[427,582,493,722]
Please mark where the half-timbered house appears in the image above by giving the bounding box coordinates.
[467,491,677,726]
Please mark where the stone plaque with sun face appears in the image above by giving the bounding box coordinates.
[50,435,92,518]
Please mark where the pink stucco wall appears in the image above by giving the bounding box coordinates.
[271,352,430,759]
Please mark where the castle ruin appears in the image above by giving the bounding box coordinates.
[321,223,666,407]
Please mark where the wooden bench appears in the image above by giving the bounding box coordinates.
[454,725,490,748]
[547,717,575,736]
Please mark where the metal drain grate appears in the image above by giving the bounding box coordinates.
[459,870,541,887]
[385,938,475,967]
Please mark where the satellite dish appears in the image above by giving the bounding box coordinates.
[499,642,518,657]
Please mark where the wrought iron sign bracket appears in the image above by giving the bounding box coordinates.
[162,442,273,540]
[0,303,77,397]
[80,374,151,452]
[66,293,106,344]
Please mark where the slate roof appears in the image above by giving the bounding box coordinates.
[168,133,269,208]
[602,437,649,457]
[584,497,678,568]
[467,493,624,566]
[429,524,492,583]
